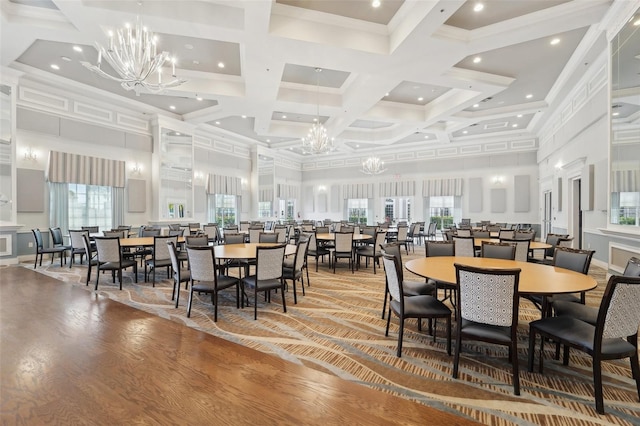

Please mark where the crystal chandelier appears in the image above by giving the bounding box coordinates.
[302,68,335,154]
[81,15,186,95]
[361,155,386,175]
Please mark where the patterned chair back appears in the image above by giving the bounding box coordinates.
[382,254,403,302]
[294,237,310,272]
[334,232,353,253]
[501,238,530,262]
[187,246,216,282]
[453,237,475,257]
[397,226,409,241]
[167,241,181,276]
[380,243,402,264]
[374,232,387,253]
[70,230,89,250]
[455,264,520,327]
[94,237,121,264]
[600,275,640,340]
[141,229,161,237]
[275,227,287,243]
[256,245,286,281]
[457,229,471,237]
[82,226,99,233]
[249,229,262,243]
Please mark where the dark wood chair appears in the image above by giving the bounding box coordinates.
[31,229,66,268]
[145,235,177,285]
[93,236,138,290]
[241,244,287,320]
[382,253,451,357]
[332,232,354,273]
[480,241,516,260]
[356,231,387,274]
[49,227,71,264]
[167,241,190,308]
[453,263,522,395]
[81,232,99,285]
[282,236,310,304]
[528,274,640,414]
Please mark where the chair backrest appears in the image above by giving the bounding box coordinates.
[453,236,475,257]
[188,223,200,231]
[32,229,45,250]
[293,237,310,272]
[167,240,181,275]
[397,226,409,241]
[457,229,472,237]
[443,230,454,241]
[501,238,530,262]
[49,227,64,246]
[273,227,287,243]
[168,224,182,231]
[104,230,126,238]
[380,242,402,265]
[185,235,209,247]
[239,222,250,232]
[341,226,354,233]
[186,246,216,282]
[382,253,404,304]
[81,232,93,260]
[374,232,387,254]
[224,225,239,232]
[94,237,122,263]
[461,218,471,226]
[168,229,184,237]
[334,232,353,252]
[203,225,219,241]
[515,230,535,241]
[82,226,99,233]
[153,236,177,261]
[455,263,521,327]
[142,229,161,237]
[488,225,501,233]
[426,241,454,257]
[481,241,516,260]
[259,232,278,243]
[69,230,89,249]
[472,230,490,238]
[302,224,314,232]
[499,230,515,239]
[552,247,594,275]
[623,257,640,276]
[255,245,286,281]
[249,229,262,243]
[428,222,436,236]
[362,226,377,238]
[307,232,318,251]
[224,233,245,245]
[544,233,569,257]
[598,275,640,341]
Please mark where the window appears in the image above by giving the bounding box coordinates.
[68,183,112,230]
[278,199,295,221]
[258,201,272,218]
[383,197,412,224]
[612,192,639,226]
[347,199,368,224]
[429,196,454,230]
[209,194,237,226]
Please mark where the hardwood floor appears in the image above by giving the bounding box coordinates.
[1,267,477,425]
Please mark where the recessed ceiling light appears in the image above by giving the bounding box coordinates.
[282,115,287,119]
[169,105,176,110]
[526,94,533,99]
[73,46,83,52]
[193,60,200,65]
[372,0,381,8]
[633,17,640,26]
[184,44,194,50]
[418,97,424,101]
[217,62,225,68]
[289,147,293,150]
[473,3,484,12]
[50,64,60,70]
[196,96,203,101]
[313,118,318,122]
[61,56,71,62]
[176,132,181,136]
[473,104,479,108]
[512,124,518,128]
[550,38,560,45]
[385,92,390,96]
[356,144,360,148]
[517,114,523,118]
[473,56,481,64]
[215,121,221,125]
[462,130,468,134]
[424,135,429,139]
[266,139,271,142]
[241,115,247,118]
[612,112,620,116]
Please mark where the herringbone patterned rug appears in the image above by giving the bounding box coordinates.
[22,246,640,426]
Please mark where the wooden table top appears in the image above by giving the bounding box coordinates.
[119,236,185,247]
[473,238,551,250]
[405,256,596,295]
[213,243,296,259]
[1,267,477,426]
[315,233,373,241]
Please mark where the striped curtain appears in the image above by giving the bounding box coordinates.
[207,174,242,195]
[612,170,639,192]
[422,178,463,197]
[259,186,274,202]
[48,151,125,187]
[379,180,415,197]
[343,183,374,199]
[277,184,299,199]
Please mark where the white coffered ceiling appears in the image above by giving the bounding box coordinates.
[0,0,626,160]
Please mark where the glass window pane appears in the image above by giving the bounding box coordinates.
[67,183,112,230]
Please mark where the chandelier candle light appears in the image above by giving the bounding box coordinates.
[361,155,386,175]
[81,15,186,94]
[302,68,336,154]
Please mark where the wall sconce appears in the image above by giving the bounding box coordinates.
[194,171,205,183]
[131,163,142,175]
[492,176,504,185]
[555,161,563,169]
[24,147,37,162]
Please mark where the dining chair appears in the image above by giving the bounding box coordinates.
[457,229,472,237]
[453,263,522,395]
[380,242,435,319]
[81,225,99,233]
[69,229,94,268]
[32,229,66,268]
[382,253,451,357]
[530,233,569,264]
[259,232,278,243]
[93,236,138,290]
[498,230,515,239]
[356,231,387,274]
[185,235,209,247]
[472,230,490,238]
[202,224,219,245]
[222,233,248,278]
[145,235,177,286]
[500,238,530,262]
[282,236,310,304]
[453,236,475,258]
[308,232,330,271]
[528,274,640,414]
[81,232,99,285]
[188,223,201,235]
[332,232,354,273]
[241,244,287,320]
[167,241,191,308]
[396,226,411,254]
[480,241,516,260]
[49,227,71,264]
[186,245,239,321]
[249,228,262,243]
[274,227,288,243]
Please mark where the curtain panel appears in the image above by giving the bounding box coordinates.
[277,184,299,199]
[422,178,463,197]
[612,170,639,193]
[259,186,274,202]
[379,180,415,197]
[48,151,125,187]
[207,174,242,195]
[342,183,374,199]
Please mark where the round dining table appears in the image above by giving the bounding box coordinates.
[119,236,185,248]
[213,242,296,259]
[473,238,551,250]
[404,256,597,296]
[315,233,373,242]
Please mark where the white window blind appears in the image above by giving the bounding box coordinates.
[422,178,463,197]
[379,180,415,197]
[48,151,125,187]
[207,174,242,195]
[342,183,374,199]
